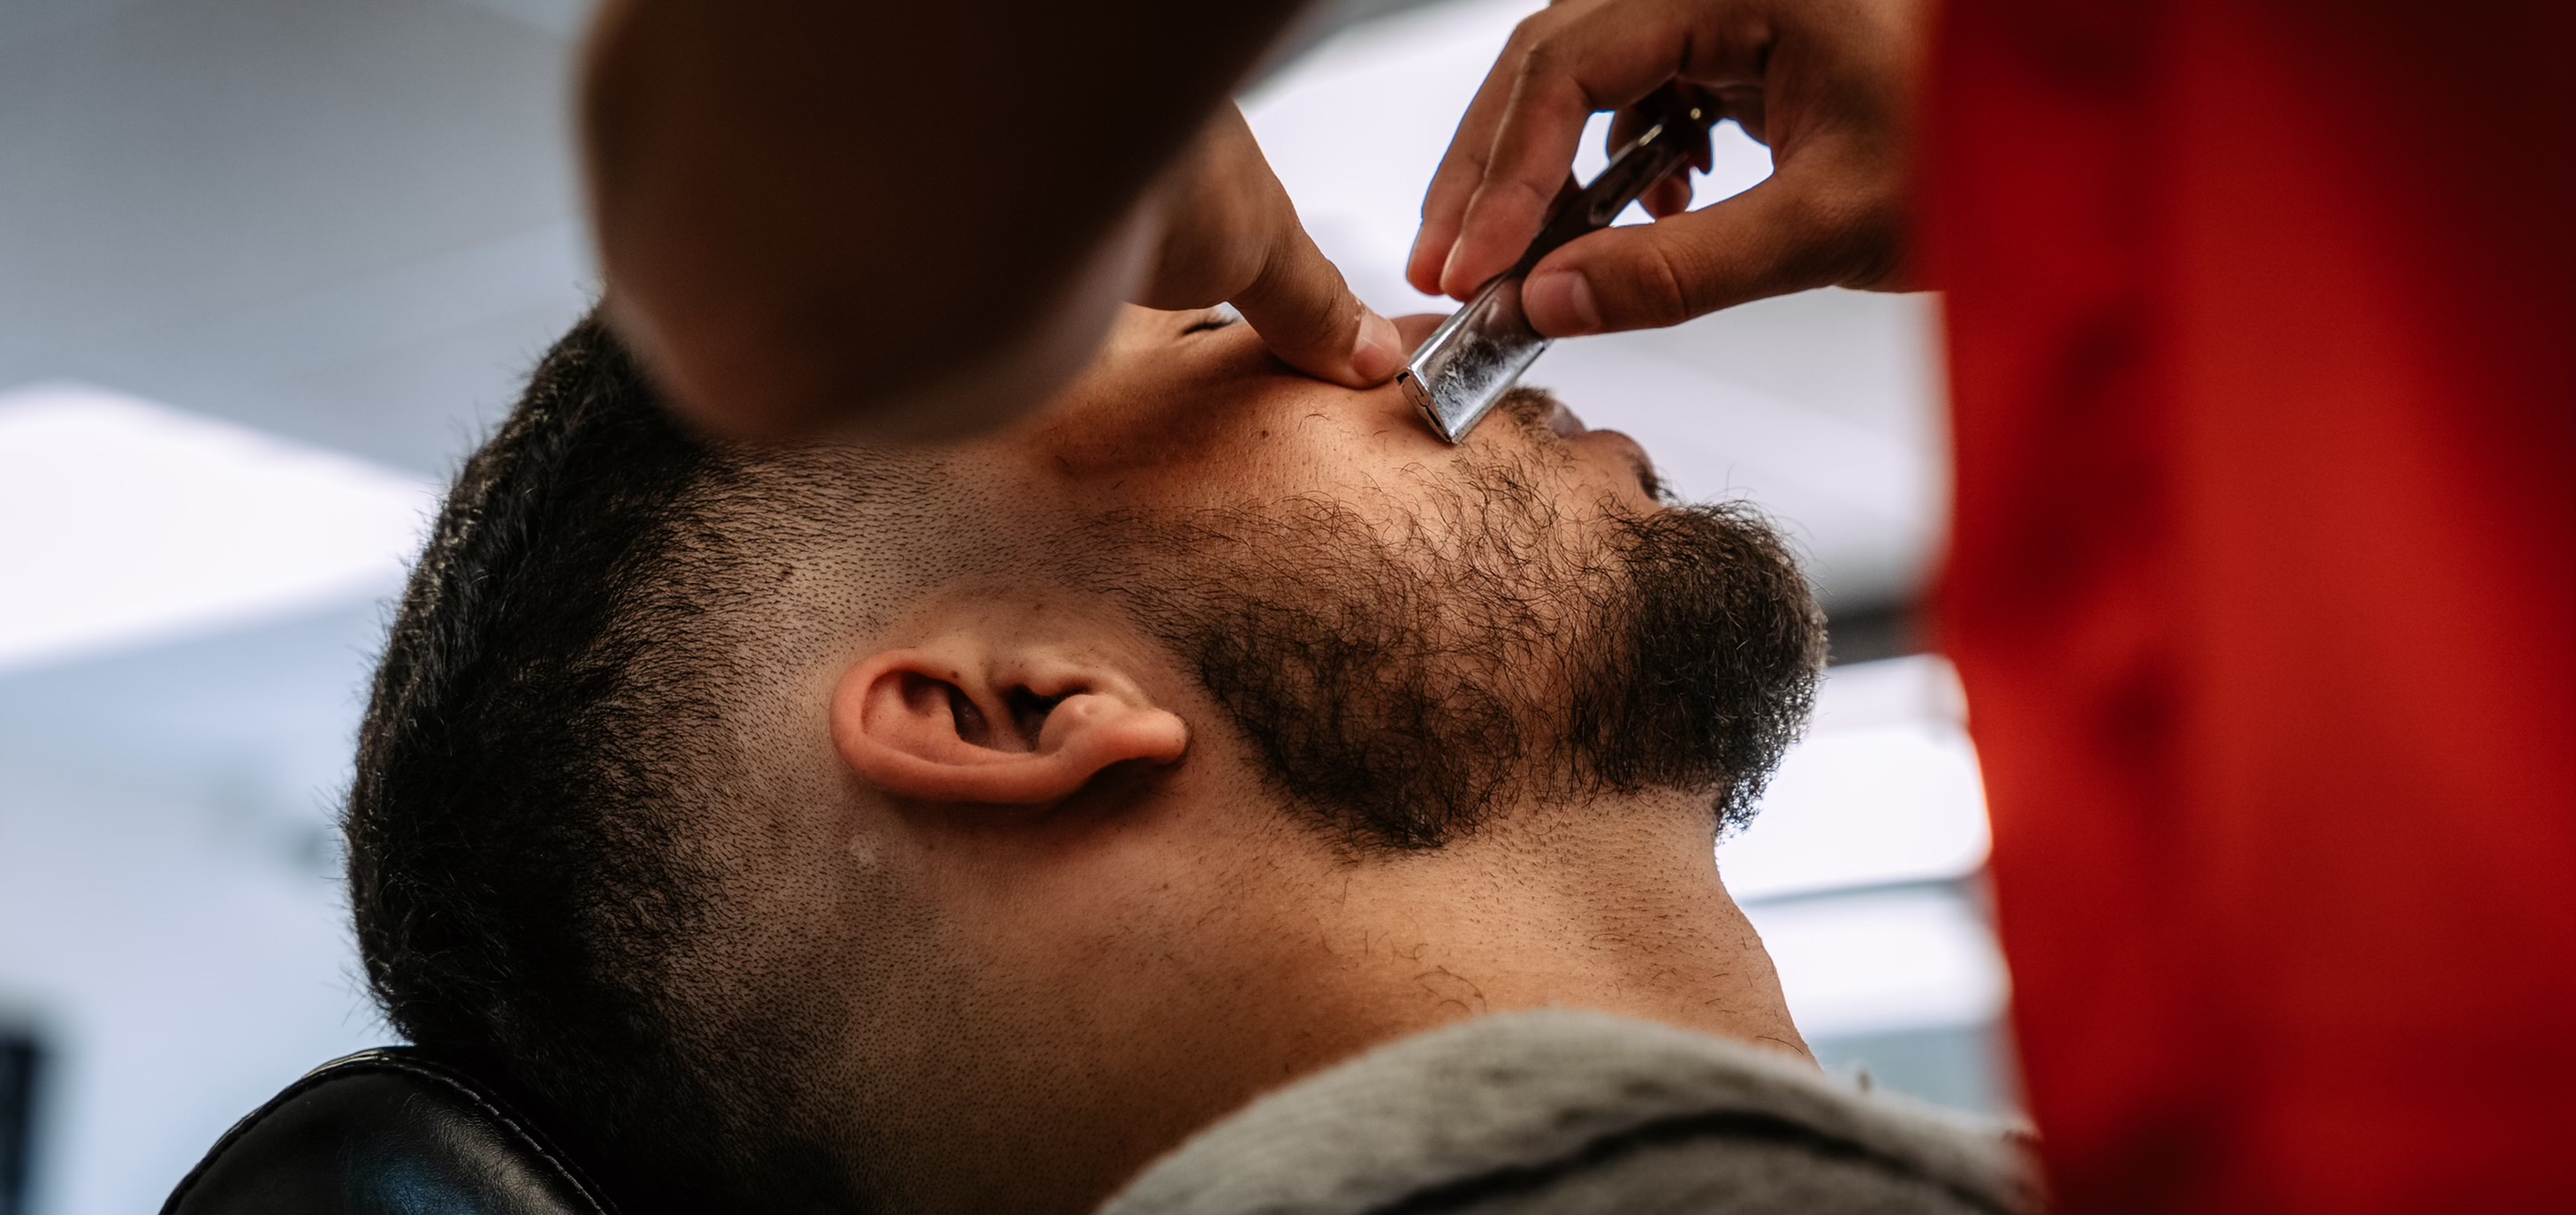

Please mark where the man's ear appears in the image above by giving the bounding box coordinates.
[829,644,1189,805]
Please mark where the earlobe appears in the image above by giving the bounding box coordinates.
[830,647,1189,805]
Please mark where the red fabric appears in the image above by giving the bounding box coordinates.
[1925,0,2576,1210]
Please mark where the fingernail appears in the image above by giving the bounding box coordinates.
[1524,269,1602,336]
[1351,310,1403,383]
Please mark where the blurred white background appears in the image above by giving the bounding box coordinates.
[0,1,2003,1212]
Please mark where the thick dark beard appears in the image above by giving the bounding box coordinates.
[1104,446,1825,851]
[1569,505,1827,828]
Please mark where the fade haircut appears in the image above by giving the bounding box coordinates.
[346,315,914,1212]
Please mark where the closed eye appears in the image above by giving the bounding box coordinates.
[1182,308,1243,336]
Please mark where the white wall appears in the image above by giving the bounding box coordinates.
[0,606,387,1215]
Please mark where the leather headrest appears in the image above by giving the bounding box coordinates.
[162,1048,617,1215]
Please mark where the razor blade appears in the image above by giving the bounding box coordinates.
[1401,95,1710,444]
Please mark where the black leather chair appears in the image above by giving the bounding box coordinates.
[161,1048,618,1215]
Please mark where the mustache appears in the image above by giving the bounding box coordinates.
[1489,386,1564,443]
[1482,386,1675,506]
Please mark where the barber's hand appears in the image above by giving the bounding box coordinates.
[1408,0,1922,337]
[1139,106,1405,387]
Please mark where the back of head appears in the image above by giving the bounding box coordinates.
[346,315,920,1212]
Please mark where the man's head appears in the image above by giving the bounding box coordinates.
[346,307,1824,1214]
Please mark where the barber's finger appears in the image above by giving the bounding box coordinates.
[1407,6,1571,296]
[1516,165,1904,336]
[1433,65,1605,297]
[1235,220,1404,386]
[1437,4,1703,298]
[1410,0,1655,297]
[1407,95,1497,295]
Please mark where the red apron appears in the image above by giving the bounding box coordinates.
[1926,0,2576,1209]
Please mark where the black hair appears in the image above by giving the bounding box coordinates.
[345,315,859,1212]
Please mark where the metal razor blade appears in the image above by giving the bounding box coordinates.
[1400,95,1711,444]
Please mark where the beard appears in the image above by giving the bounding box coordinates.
[1102,395,1826,850]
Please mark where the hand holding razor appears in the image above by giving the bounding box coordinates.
[1400,93,1714,444]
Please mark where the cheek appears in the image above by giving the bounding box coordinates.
[1043,394,1420,515]
[1034,364,1279,487]
[1195,376,1486,509]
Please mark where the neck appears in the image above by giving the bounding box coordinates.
[1250,789,1812,1065]
[882,786,1810,1215]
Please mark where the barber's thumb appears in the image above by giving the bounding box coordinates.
[1525,185,1893,338]
[1519,211,1803,338]
[1523,269,1608,337]
[1523,231,1714,338]
[1235,230,1404,387]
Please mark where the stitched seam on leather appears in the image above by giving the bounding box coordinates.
[355,1055,621,1215]
[159,1051,402,1214]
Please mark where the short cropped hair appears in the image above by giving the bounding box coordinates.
[346,315,889,1212]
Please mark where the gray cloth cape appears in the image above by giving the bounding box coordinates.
[1100,1009,2039,1215]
